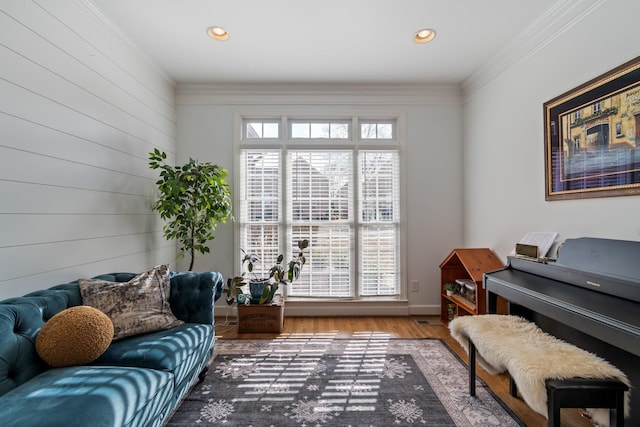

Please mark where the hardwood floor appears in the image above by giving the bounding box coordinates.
[215,315,594,427]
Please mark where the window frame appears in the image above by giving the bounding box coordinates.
[234,110,407,302]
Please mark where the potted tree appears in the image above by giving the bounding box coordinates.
[149,149,233,271]
[226,239,309,305]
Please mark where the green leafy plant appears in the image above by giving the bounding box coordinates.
[149,148,233,271]
[226,239,309,305]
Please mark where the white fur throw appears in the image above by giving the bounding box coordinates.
[449,315,630,426]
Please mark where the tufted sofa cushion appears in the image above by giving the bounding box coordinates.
[0,285,94,396]
[0,303,48,395]
[2,292,71,322]
[94,322,214,400]
[0,365,174,427]
[169,271,222,324]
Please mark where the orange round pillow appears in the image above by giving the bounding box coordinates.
[36,306,114,367]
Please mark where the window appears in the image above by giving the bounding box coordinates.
[244,120,279,139]
[360,121,394,139]
[287,150,353,297]
[358,151,400,296]
[593,102,602,114]
[239,116,401,300]
[290,120,350,139]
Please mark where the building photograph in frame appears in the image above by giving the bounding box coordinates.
[544,56,640,200]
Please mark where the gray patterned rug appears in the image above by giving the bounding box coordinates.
[167,335,523,426]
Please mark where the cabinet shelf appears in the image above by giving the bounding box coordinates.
[442,293,476,313]
[439,248,504,325]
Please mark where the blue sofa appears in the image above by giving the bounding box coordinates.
[0,270,223,427]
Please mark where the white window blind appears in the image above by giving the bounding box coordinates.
[287,151,353,297]
[359,151,400,296]
[239,150,281,278]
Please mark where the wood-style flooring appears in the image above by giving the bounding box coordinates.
[215,315,594,427]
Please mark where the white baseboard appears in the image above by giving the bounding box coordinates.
[407,304,440,316]
[214,301,441,317]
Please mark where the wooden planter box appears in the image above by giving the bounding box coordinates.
[237,298,284,333]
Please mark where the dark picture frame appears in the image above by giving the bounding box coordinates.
[544,56,640,200]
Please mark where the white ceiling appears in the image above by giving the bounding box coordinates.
[89,0,560,86]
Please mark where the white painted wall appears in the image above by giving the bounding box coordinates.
[7,0,634,314]
[463,0,640,261]
[0,0,177,299]
[176,87,464,315]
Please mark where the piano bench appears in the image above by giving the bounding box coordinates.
[546,378,628,427]
[451,315,630,426]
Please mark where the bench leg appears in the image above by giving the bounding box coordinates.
[546,378,628,427]
[612,389,625,427]
[547,391,561,427]
[469,339,476,396]
[509,375,518,397]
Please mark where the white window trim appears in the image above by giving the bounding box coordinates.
[233,108,408,302]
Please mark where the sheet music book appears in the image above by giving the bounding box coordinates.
[516,231,559,259]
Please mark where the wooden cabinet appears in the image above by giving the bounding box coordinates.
[439,248,504,324]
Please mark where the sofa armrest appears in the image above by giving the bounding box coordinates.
[169,271,223,324]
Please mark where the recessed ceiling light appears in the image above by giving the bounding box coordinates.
[207,26,229,41]
[413,28,436,44]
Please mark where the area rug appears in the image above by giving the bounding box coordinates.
[167,334,523,426]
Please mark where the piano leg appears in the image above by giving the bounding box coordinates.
[487,289,497,313]
[487,289,511,315]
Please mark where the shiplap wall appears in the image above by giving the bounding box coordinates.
[0,0,176,299]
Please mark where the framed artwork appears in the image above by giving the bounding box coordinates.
[544,56,640,200]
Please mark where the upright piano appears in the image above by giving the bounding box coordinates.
[484,237,640,425]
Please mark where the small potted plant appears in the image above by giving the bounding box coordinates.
[443,282,456,297]
[226,239,309,305]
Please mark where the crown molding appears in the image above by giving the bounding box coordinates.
[176,83,463,106]
[462,0,607,102]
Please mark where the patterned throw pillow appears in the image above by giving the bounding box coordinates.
[78,264,183,340]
